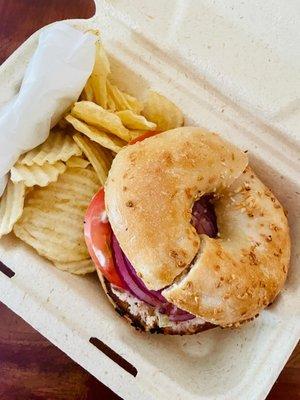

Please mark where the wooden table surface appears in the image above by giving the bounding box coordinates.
[0,1,299,399]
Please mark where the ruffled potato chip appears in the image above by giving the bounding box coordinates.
[0,180,26,238]
[85,40,110,108]
[54,258,95,275]
[81,79,94,102]
[116,110,156,130]
[19,131,82,166]
[13,167,99,263]
[106,92,116,112]
[71,101,130,141]
[10,161,66,187]
[73,133,112,185]
[66,114,125,153]
[107,81,143,114]
[66,156,90,169]
[142,91,184,131]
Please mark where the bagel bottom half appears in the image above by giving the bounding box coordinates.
[98,272,214,335]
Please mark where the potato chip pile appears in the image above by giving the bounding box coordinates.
[0,34,184,275]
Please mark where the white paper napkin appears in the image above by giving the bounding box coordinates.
[0,22,96,196]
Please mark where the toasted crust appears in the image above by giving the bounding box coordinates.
[98,272,214,335]
[163,167,290,326]
[105,127,248,290]
[105,127,290,327]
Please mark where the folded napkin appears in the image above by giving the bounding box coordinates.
[0,22,96,196]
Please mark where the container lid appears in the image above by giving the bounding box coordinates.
[95,0,300,141]
[0,2,299,400]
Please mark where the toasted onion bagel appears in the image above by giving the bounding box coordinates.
[105,127,290,327]
[163,166,290,326]
[105,127,248,290]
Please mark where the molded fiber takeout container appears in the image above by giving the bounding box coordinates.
[0,1,299,399]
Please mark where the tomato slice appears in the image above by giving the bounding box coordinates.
[129,130,160,144]
[84,188,125,288]
[85,130,162,288]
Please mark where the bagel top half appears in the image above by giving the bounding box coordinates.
[105,127,290,326]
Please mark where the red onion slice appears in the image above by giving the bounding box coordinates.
[191,195,218,237]
[112,234,162,307]
[112,234,195,321]
[169,311,196,322]
[110,195,218,323]
[120,245,167,304]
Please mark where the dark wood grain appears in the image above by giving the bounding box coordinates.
[0,4,119,399]
[267,346,300,400]
[0,301,121,400]
[0,1,298,399]
[0,0,95,64]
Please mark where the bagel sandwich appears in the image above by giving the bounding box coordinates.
[84,127,290,334]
